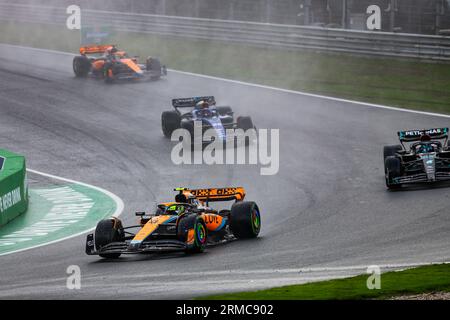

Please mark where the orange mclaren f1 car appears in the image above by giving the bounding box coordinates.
[73,44,166,83]
[85,187,261,258]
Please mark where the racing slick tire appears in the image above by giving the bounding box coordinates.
[146,57,162,79]
[236,116,255,131]
[161,111,181,138]
[216,106,233,116]
[95,219,123,258]
[230,201,261,239]
[177,215,207,253]
[385,156,402,189]
[383,145,402,160]
[73,56,91,77]
[236,116,256,145]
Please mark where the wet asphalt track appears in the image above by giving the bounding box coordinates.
[0,44,449,299]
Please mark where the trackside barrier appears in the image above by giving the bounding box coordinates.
[0,149,28,227]
[0,2,449,61]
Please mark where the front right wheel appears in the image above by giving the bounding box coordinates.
[236,116,255,131]
[177,215,207,253]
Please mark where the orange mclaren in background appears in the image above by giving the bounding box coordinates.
[73,44,166,83]
[85,187,261,259]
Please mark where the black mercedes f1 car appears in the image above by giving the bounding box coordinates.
[384,127,450,189]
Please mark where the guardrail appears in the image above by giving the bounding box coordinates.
[0,2,450,61]
[0,149,28,227]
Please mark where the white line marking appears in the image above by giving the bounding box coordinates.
[0,43,74,57]
[169,69,450,119]
[92,261,450,278]
[0,168,124,257]
[2,43,450,120]
[2,262,448,291]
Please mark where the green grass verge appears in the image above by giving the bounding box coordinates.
[199,264,450,300]
[1,21,450,113]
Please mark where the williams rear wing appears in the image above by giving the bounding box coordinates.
[79,44,115,55]
[172,96,216,109]
[398,128,449,142]
[180,187,246,203]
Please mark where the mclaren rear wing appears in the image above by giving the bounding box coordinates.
[178,187,246,203]
[398,128,449,142]
[79,44,115,55]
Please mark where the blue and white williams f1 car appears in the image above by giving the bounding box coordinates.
[161,96,255,144]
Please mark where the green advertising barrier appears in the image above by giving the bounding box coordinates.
[0,149,28,227]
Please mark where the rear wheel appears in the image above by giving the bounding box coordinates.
[230,201,261,239]
[236,116,255,131]
[385,156,402,189]
[95,219,123,258]
[177,215,207,253]
[73,56,91,77]
[161,111,181,138]
[216,106,233,117]
[236,116,255,145]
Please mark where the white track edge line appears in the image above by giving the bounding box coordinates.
[2,43,450,120]
[81,261,450,278]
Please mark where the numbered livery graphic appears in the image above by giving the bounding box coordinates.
[85,187,261,258]
[384,128,450,189]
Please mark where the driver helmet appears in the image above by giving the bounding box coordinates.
[166,204,185,215]
[417,134,434,153]
[105,46,118,57]
[195,100,209,109]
